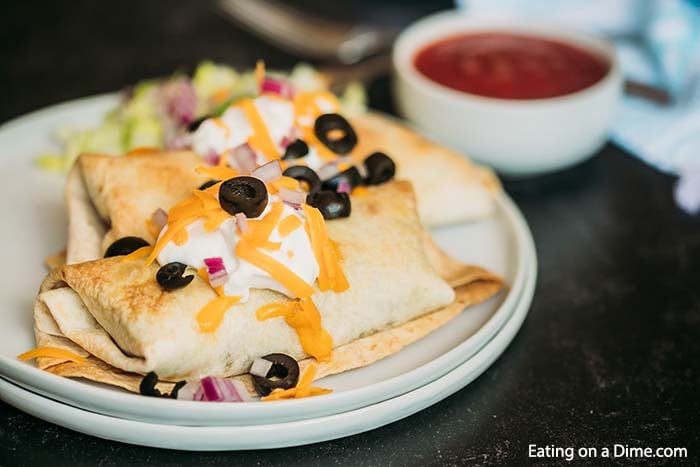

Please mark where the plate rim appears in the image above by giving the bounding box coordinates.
[0,93,535,425]
[0,243,536,450]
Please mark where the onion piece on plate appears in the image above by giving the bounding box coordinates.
[252,160,282,183]
[279,187,306,206]
[229,143,257,174]
[261,78,294,99]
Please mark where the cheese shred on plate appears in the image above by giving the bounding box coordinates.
[256,298,333,361]
[261,363,332,401]
[17,347,86,364]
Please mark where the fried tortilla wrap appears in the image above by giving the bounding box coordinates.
[349,112,499,227]
[65,113,498,263]
[34,182,502,388]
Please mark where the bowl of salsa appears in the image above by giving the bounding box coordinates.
[393,12,622,175]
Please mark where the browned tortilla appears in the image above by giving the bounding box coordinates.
[39,262,502,395]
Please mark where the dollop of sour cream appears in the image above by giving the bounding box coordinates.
[191,94,336,171]
[192,96,294,164]
[157,196,319,302]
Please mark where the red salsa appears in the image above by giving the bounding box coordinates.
[414,32,610,100]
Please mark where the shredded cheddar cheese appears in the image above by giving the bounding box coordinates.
[236,239,314,298]
[236,99,279,161]
[126,146,160,157]
[240,201,283,250]
[196,295,241,333]
[18,347,86,364]
[255,60,265,88]
[270,176,301,192]
[278,215,302,237]
[256,298,332,361]
[351,186,368,197]
[145,218,161,239]
[302,205,349,292]
[195,165,239,181]
[261,363,332,401]
[121,246,153,262]
[211,87,231,105]
[293,91,341,161]
[146,186,234,266]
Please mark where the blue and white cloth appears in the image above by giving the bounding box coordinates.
[456,0,700,175]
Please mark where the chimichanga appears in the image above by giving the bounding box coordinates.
[35,182,498,383]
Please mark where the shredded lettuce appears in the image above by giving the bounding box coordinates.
[36,61,367,172]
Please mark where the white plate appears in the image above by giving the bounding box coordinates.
[0,246,535,450]
[0,95,535,426]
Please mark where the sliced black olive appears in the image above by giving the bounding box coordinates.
[321,166,363,192]
[104,236,150,258]
[198,179,220,191]
[169,380,187,399]
[139,372,161,397]
[251,353,300,397]
[363,152,396,185]
[314,113,357,154]
[282,165,321,195]
[307,190,351,220]
[282,139,309,160]
[156,262,194,290]
[139,371,186,398]
[187,115,212,133]
[219,176,268,217]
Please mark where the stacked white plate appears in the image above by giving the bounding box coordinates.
[0,96,537,450]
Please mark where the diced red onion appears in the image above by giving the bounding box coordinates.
[151,208,168,231]
[229,143,258,174]
[209,270,228,288]
[235,212,250,233]
[252,159,282,183]
[176,381,201,401]
[250,358,273,378]
[231,379,255,402]
[261,77,294,99]
[203,257,225,274]
[203,257,228,287]
[204,150,220,166]
[317,162,340,181]
[280,136,293,149]
[356,162,368,179]
[278,187,306,206]
[193,384,205,401]
[161,78,197,126]
[166,133,190,151]
[337,181,352,194]
[200,376,243,402]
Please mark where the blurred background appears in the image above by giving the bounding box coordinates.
[3,0,699,180]
[0,0,449,122]
[3,1,700,465]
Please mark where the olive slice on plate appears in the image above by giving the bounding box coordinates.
[314,113,357,154]
[156,262,194,290]
[219,176,268,218]
[198,179,220,191]
[251,353,300,397]
[139,371,186,398]
[283,166,322,195]
[322,166,363,192]
[363,152,396,185]
[104,236,150,258]
[282,139,309,160]
[307,190,351,220]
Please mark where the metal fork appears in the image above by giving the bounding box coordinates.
[217,0,397,64]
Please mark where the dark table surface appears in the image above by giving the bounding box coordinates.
[2,1,699,466]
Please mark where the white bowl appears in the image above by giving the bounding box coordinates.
[392,11,623,176]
